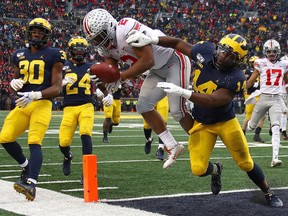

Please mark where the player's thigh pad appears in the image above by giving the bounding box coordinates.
[188,121,217,176]
[0,107,30,143]
[78,103,94,136]
[28,100,52,144]
[220,117,254,171]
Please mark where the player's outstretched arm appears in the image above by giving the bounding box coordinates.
[126,30,193,57]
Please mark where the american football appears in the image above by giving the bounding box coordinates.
[89,62,120,83]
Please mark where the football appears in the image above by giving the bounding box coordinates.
[89,62,120,83]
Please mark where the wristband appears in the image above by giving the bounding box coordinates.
[34,91,43,100]
[151,36,159,45]
[181,89,192,99]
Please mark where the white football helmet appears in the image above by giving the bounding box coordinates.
[83,9,117,49]
[263,39,281,61]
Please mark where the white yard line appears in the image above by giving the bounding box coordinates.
[0,180,164,216]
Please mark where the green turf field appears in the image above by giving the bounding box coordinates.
[0,110,287,204]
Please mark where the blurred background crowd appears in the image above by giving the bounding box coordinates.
[0,0,287,111]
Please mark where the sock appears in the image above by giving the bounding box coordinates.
[29,144,43,181]
[247,163,268,193]
[1,141,27,164]
[255,127,261,135]
[144,128,152,140]
[271,125,280,160]
[103,131,108,138]
[200,162,214,177]
[158,130,178,150]
[59,145,72,159]
[81,135,92,154]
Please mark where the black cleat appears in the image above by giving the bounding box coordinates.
[144,137,153,154]
[211,162,223,195]
[156,147,165,161]
[14,180,36,201]
[20,165,29,183]
[265,191,283,207]
[62,153,73,176]
[253,134,265,143]
[103,137,110,143]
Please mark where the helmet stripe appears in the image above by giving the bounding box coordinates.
[83,16,92,38]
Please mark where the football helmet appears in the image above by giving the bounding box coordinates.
[27,18,52,49]
[83,9,117,49]
[263,39,281,62]
[214,34,248,70]
[248,56,259,67]
[68,36,89,62]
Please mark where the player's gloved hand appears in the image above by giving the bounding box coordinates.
[10,79,25,91]
[62,76,76,87]
[126,30,159,47]
[16,91,42,108]
[96,88,104,98]
[102,93,113,107]
[157,82,192,99]
[105,78,121,93]
[89,74,102,86]
[253,82,259,88]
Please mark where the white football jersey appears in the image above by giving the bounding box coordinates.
[98,18,174,70]
[254,58,288,94]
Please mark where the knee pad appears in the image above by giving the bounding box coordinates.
[191,164,206,176]
[238,161,254,172]
[136,98,154,114]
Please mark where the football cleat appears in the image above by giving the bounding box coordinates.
[103,137,110,143]
[20,165,30,183]
[156,147,165,161]
[211,162,223,195]
[14,180,36,201]
[253,134,265,143]
[271,159,282,167]
[62,153,73,176]
[144,137,153,154]
[265,191,283,207]
[163,144,185,169]
[282,131,288,140]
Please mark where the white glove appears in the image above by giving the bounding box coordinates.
[89,74,102,86]
[157,82,192,99]
[126,30,159,47]
[105,78,121,93]
[102,93,113,107]
[96,88,104,98]
[62,76,76,87]
[10,79,25,91]
[253,82,259,88]
[16,91,42,108]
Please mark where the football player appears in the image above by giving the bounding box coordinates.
[143,96,168,161]
[59,36,113,180]
[247,39,288,168]
[0,18,66,201]
[280,54,288,140]
[97,86,122,143]
[83,9,193,169]
[126,32,283,207]
[241,56,266,143]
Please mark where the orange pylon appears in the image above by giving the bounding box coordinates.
[83,155,98,202]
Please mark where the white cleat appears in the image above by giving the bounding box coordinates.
[271,159,282,167]
[163,144,185,169]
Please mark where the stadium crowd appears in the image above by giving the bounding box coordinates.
[0,0,287,110]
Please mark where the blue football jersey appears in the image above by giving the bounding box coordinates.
[62,61,93,107]
[12,47,66,93]
[190,42,246,124]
